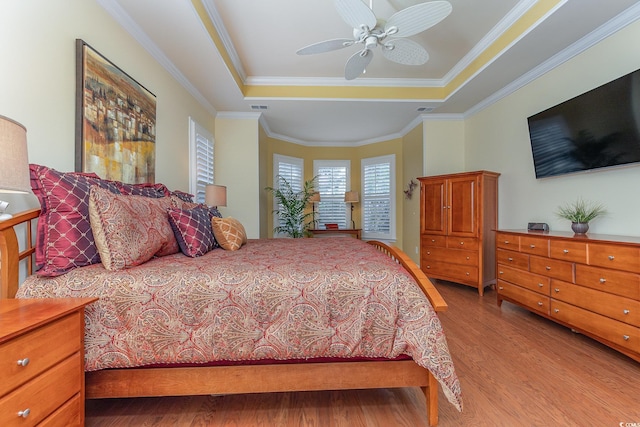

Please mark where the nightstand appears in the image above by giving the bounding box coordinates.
[309,228,362,239]
[0,298,96,426]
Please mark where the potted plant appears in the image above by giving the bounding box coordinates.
[266,175,318,238]
[555,198,606,234]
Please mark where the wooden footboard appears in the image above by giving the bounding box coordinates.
[0,210,445,426]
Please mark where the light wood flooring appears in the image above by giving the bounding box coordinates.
[85,281,640,426]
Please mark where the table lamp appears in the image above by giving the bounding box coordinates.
[344,191,359,229]
[309,192,320,227]
[205,184,227,207]
[0,115,30,221]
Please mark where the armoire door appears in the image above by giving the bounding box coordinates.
[420,178,446,234]
[447,175,477,236]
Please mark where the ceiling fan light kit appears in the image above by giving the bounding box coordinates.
[296,0,452,80]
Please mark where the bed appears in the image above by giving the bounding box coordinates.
[0,167,462,426]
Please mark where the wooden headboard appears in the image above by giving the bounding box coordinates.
[0,208,39,299]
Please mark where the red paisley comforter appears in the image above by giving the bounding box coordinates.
[16,237,462,410]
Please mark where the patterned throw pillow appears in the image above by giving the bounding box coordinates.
[116,182,169,198]
[88,186,179,270]
[211,217,247,251]
[169,190,194,203]
[167,207,218,257]
[29,164,121,276]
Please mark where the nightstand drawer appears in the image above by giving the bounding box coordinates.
[0,313,81,397]
[38,393,82,427]
[0,352,81,427]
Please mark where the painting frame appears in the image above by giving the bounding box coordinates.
[75,39,157,183]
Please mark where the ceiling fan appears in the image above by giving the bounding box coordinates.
[296,0,453,80]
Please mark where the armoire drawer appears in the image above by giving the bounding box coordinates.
[550,300,640,354]
[496,249,529,270]
[551,280,640,325]
[497,280,549,315]
[422,262,478,284]
[421,234,446,248]
[422,246,478,266]
[497,265,549,295]
[446,236,479,251]
[574,264,640,300]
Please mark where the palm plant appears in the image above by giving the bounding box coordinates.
[266,175,318,238]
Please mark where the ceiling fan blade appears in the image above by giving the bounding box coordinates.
[334,0,376,30]
[345,49,374,80]
[385,1,452,38]
[296,38,354,55]
[382,38,429,65]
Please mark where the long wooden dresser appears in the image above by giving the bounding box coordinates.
[496,230,640,362]
[0,298,96,426]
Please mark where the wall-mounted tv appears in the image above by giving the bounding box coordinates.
[527,68,640,179]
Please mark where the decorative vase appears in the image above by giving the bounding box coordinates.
[571,222,589,234]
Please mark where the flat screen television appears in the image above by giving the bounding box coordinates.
[527,68,640,179]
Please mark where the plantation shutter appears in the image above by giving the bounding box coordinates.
[189,118,214,204]
[362,155,395,240]
[314,160,349,229]
[274,154,303,235]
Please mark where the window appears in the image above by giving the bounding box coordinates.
[362,155,395,241]
[314,160,350,229]
[273,154,303,235]
[189,118,214,204]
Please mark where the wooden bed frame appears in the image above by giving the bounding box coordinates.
[0,208,448,426]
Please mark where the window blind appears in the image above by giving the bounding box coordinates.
[274,155,303,234]
[314,161,349,229]
[362,155,395,240]
[189,118,214,204]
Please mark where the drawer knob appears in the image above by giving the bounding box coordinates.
[623,309,630,315]
[545,266,551,271]
[608,255,615,261]
[431,239,435,243]
[17,358,29,367]
[623,335,630,341]
[18,409,30,418]
[499,271,503,275]
[537,301,543,306]
[563,249,569,254]
[427,251,431,255]
[538,283,544,288]
[459,241,464,245]
[426,266,431,269]
[466,272,470,276]
[530,244,535,248]
[508,257,513,261]
[504,240,510,244]
[554,288,560,293]
[599,278,606,284]
[499,286,504,290]
[554,308,559,313]
[466,256,470,260]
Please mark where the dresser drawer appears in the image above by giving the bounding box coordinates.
[498,265,549,295]
[550,239,587,264]
[497,280,549,315]
[446,236,479,251]
[421,234,446,248]
[530,255,574,282]
[0,312,81,397]
[552,280,640,325]
[422,246,478,266]
[496,233,519,251]
[520,235,550,257]
[575,264,640,300]
[550,300,640,354]
[588,242,640,273]
[496,249,529,270]
[422,261,478,284]
[38,393,82,427]
[0,353,81,427]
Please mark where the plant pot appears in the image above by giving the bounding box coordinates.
[571,222,589,234]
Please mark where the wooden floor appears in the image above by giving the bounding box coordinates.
[85,282,640,426]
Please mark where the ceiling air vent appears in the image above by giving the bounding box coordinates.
[417,107,434,112]
[251,105,268,110]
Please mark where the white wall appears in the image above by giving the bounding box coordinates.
[0,0,215,213]
[465,18,640,237]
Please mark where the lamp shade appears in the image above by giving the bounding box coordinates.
[344,191,359,203]
[0,115,30,194]
[205,184,227,207]
[309,192,321,203]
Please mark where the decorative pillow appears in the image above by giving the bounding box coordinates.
[29,164,120,276]
[169,190,194,203]
[211,217,247,251]
[167,207,218,257]
[88,186,179,270]
[116,182,168,198]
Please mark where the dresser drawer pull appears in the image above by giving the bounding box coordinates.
[466,256,470,260]
[623,335,630,341]
[499,271,503,275]
[599,278,606,284]
[538,283,544,288]
[554,288,560,293]
[537,302,543,306]
[499,286,504,290]
[426,251,431,255]
[459,241,464,245]
[17,358,30,367]
[18,409,30,418]
[563,249,569,254]
[426,265,431,269]
[466,272,470,276]
[504,240,510,244]
[530,244,535,248]
[608,255,615,261]
[545,266,551,271]
[508,257,513,261]
[554,308,559,313]
[623,309,630,315]
[431,239,436,243]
